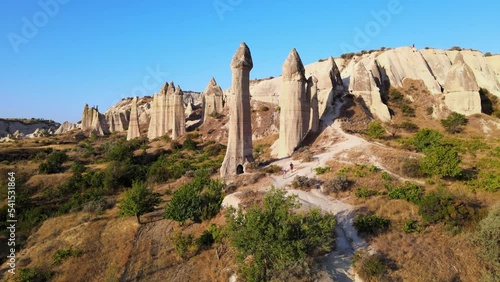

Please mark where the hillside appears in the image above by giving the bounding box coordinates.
[0,46,499,282]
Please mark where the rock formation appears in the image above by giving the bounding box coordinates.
[106,111,129,132]
[278,48,310,158]
[443,53,482,115]
[349,61,391,122]
[171,86,186,140]
[220,42,254,177]
[81,104,109,136]
[55,121,78,134]
[308,76,320,133]
[127,97,141,140]
[202,77,225,121]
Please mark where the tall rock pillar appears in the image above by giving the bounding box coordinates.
[171,86,186,140]
[278,48,309,158]
[220,42,254,178]
[308,76,320,133]
[127,97,141,140]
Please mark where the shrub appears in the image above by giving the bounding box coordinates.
[399,157,423,177]
[484,52,492,57]
[449,46,462,51]
[38,151,68,174]
[479,88,500,117]
[291,176,317,191]
[183,135,198,151]
[386,182,424,204]
[323,175,351,194]
[420,145,461,178]
[418,189,479,229]
[441,112,468,133]
[412,129,443,152]
[381,171,392,181]
[263,165,281,174]
[53,247,83,265]
[259,105,270,112]
[172,231,196,260]
[425,106,434,115]
[355,187,379,199]
[367,121,385,139]
[118,181,162,224]
[401,103,416,117]
[164,172,224,224]
[473,206,500,280]
[226,188,335,281]
[314,166,331,175]
[403,219,419,233]
[399,121,419,132]
[16,268,54,282]
[353,250,388,282]
[354,214,391,234]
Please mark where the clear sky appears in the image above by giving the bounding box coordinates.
[1,0,499,123]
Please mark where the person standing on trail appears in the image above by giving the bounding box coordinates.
[290,163,293,172]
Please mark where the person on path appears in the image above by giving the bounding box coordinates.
[290,163,294,172]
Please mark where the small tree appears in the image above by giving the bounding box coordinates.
[367,121,386,139]
[412,129,443,151]
[441,112,468,134]
[118,181,161,224]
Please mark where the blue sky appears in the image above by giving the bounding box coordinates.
[1,0,499,123]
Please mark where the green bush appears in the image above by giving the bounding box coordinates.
[399,157,423,177]
[367,121,386,139]
[172,231,196,260]
[164,171,224,224]
[16,268,54,282]
[226,188,335,281]
[183,135,198,151]
[418,189,479,229]
[473,206,500,280]
[38,151,68,174]
[291,176,317,191]
[403,219,419,233]
[323,175,351,194]
[441,112,468,133]
[53,247,83,265]
[353,250,388,282]
[399,121,419,132]
[420,145,461,178]
[118,181,162,224]
[401,103,416,117]
[314,166,331,175]
[412,129,443,152]
[386,182,424,204]
[354,214,391,234]
[355,187,379,199]
[381,171,392,181]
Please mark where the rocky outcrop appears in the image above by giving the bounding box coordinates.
[171,86,186,140]
[0,118,59,138]
[308,76,320,133]
[106,111,129,132]
[443,53,481,115]
[81,104,109,136]
[278,48,310,158]
[55,121,78,135]
[202,77,225,121]
[349,61,391,122]
[220,42,254,178]
[127,97,141,140]
[304,56,344,117]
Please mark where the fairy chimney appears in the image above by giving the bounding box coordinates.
[220,42,254,178]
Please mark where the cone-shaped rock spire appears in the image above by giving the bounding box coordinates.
[220,42,254,177]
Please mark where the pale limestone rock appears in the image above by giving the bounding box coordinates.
[171,86,186,140]
[420,48,452,88]
[308,76,320,133]
[106,111,129,132]
[55,121,77,134]
[127,97,141,140]
[443,53,481,115]
[278,48,310,158]
[147,93,160,139]
[220,43,254,178]
[305,56,344,117]
[202,77,225,121]
[376,46,442,94]
[444,53,480,92]
[81,104,109,135]
[349,61,391,122]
